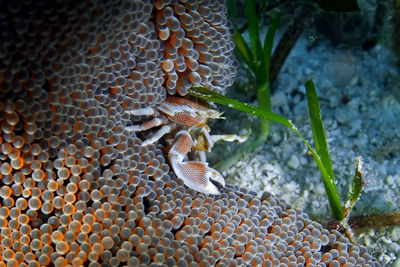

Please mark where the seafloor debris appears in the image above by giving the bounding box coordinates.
[0,0,381,265]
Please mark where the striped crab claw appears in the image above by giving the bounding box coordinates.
[168,130,225,195]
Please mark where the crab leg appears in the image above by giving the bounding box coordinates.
[125,106,172,145]
[211,134,248,143]
[191,126,214,152]
[125,107,157,116]
[190,150,207,162]
[125,118,164,132]
[168,130,225,195]
[141,125,172,146]
[126,123,172,146]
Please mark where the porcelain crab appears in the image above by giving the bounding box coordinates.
[126,95,231,195]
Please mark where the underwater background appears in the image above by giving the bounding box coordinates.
[0,0,397,265]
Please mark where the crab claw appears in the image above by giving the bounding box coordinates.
[171,161,223,195]
[168,131,225,195]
